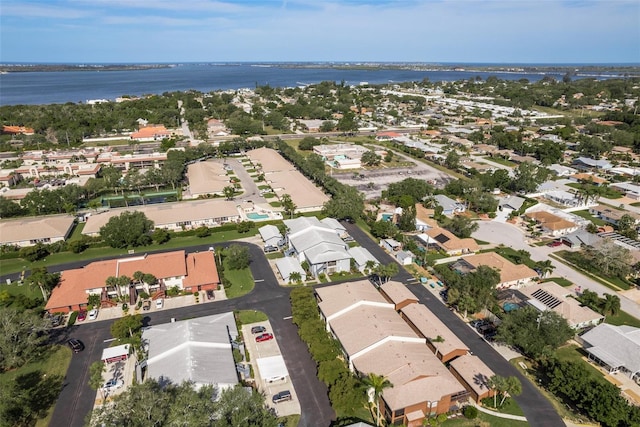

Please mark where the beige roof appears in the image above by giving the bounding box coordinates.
[400,304,469,357]
[415,204,438,227]
[459,252,538,284]
[82,200,241,235]
[425,227,479,252]
[187,161,230,196]
[329,304,421,357]
[245,147,294,172]
[268,170,330,210]
[380,281,419,307]
[519,281,604,328]
[316,279,391,319]
[0,214,75,245]
[449,354,495,397]
[525,211,576,231]
[591,205,640,221]
[353,340,465,411]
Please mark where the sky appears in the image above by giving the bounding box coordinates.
[1,0,639,64]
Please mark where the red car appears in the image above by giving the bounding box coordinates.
[77,310,87,322]
[547,241,563,247]
[255,333,274,342]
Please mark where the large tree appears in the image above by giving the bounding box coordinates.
[497,306,573,358]
[99,211,154,248]
[24,267,60,302]
[226,244,250,270]
[0,307,50,371]
[0,370,64,426]
[322,187,364,221]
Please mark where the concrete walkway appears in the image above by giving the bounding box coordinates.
[470,400,528,421]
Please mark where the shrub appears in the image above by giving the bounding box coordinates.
[463,406,478,419]
[195,226,211,238]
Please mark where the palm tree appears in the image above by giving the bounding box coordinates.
[500,376,522,406]
[602,293,621,317]
[223,185,235,201]
[535,260,555,278]
[364,260,378,276]
[362,373,393,426]
[288,271,302,284]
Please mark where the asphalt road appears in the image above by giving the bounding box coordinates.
[341,221,566,427]
[46,242,335,427]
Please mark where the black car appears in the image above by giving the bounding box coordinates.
[272,390,292,403]
[67,339,84,353]
[251,325,266,334]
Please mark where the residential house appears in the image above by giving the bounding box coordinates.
[348,246,379,273]
[315,280,469,425]
[45,250,220,313]
[432,194,465,216]
[524,211,579,237]
[570,173,608,186]
[589,205,640,227]
[284,217,352,278]
[275,257,307,283]
[0,215,75,248]
[396,250,414,266]
[560,229,601,248]
[580,324,640,380]
[498,195,525,213]
[451,252,538,289]
[414,204,437,232]
[381,238,402,252]
[572,157,612,171]
[130,125,171,141]
[258,224,284,248]
[518,281,604,329]
[610,182,640,201]
[548,164,578,177]
[417,227,479,256]
[141,313,239,390]
[379,281,419,311]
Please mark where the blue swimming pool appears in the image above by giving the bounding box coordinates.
[503,302,520,312]
[382,213,393,221]
[247,212,269,220]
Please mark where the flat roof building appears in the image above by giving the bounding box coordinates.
[0,214,75,248]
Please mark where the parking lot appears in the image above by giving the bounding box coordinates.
[242,320,301,417]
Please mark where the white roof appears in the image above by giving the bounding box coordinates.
[348,246,378,266]
[142,312,239,389]
[256,355,288,381]
[258,224,282,242]
[101,344,130,361]
[275,257,305,280]
[320,217,346,233]
[581,324,640,375]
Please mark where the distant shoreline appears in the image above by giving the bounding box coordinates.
[0,64,172,73]
[1,62,638,76]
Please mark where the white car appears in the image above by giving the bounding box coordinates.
[88,309,98,320]
[155,299,164,309]
[103,379,124,391]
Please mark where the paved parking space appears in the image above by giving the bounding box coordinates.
[93,352,137,408]
[242,320,301,417]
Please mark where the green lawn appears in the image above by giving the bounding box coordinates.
[552,251,631,291]
[222,262,255,299]
[490,247,537,269]
[235,309,268,325]
[442,413,529,427]
[605,309,640,328]
[555,344,609,383]
[571,210,607,226]
[67,222,86,242]
[542,277,573,287]
[0,345,73,427]
[565,182,623,199]
[480,397,525,417]
[483,156,516,167]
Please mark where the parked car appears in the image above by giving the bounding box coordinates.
[272,390,292,403]
[255,333,274,342]
[264,245,278,253]
[142,300,151,311]
[206,290,215,300]
[251,326,266,334]
[103,379,124,391]
[88,309,98,320]
[156,299,164,309]
[547,240,563,247]
[67,339,84,353]
[77,310,87,322]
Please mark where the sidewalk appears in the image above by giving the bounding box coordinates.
[470,400,528,421]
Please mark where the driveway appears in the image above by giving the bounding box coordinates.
[47,242,335,427]
[341,221,565,427]
[472,220,640,320]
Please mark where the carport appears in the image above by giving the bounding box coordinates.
[256,355,289,384]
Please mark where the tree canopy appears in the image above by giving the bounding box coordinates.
[0,307,50,372]
[99,211,154,248]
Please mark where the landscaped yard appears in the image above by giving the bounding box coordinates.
[605,309,640,328]
[442,413,529,427]
[571,209,608,226]
[0,345,73,427]
[553,250,632,291]
[542,277,573,287]
[222,259,254,299]
[565,182,623,199]
[235,309,268,325]
[483,156,516,167]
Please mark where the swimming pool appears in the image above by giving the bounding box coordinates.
[381,213,393,221]
[503,302,520,312]
[247,212,269,220]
